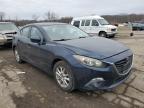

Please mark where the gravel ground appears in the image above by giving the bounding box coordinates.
[0,35,144,108]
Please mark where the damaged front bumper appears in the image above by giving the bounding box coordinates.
[0,34,13,45]
[83,70,132,91]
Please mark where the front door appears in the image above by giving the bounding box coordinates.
[90,19,100,35]
[27,27,51,72]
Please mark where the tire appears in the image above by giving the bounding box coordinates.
[99,32,107,37]
[109,34,115,38]
[14,47,24,63]
[53,61,75,92]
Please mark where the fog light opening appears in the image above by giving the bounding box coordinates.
[85,77,105,89]
[92,78,105,82]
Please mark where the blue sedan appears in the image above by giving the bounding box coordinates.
[12,23,133,92]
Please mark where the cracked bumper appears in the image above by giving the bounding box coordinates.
[83,70,132,91]
[0,36,13,45]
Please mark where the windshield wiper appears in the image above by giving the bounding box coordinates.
[53,39,72,41]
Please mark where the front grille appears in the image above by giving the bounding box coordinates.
[6,35,12,38]
[6,34,14,38]
[111,29,116,31]
[5,32,17,35]
[115,55,133,75]
[5,35,13,42]
[6,34,14,39]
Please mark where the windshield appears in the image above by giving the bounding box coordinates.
[42,25,89,41]
[0,23,18,31]
[97,19,109,25]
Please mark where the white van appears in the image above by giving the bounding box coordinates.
[71,15,117,37]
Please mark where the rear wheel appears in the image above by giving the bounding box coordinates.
[53,61,75,92]
[99,32,107,37]
[14,47,23,63]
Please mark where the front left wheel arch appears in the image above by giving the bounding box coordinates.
[51,56,72,71]
[53,60,76,92]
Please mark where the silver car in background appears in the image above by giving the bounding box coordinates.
[0,22,18,45]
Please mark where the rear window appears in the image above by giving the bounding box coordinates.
[85,20,90,26]
[81,20,85,26]
[73,21,80,27]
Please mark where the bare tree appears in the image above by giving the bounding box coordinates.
[32,14,39,21]
[0,12,5,21]
[45,11,58,21]
[60,17,73,23]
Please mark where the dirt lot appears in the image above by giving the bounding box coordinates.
[0,35,144,108]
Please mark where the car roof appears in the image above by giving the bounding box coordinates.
[72,15,104,20]
[27,22,68,26]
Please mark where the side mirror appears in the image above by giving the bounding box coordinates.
[30,37,41,44]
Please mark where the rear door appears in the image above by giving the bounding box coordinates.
[18,26,31,60]
[80,20,91,34]
[26,26,43,65]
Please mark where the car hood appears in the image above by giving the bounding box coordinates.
[0,30,17,35]
[57,37,129,60]
[103,25,117,29]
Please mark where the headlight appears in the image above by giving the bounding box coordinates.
[0,34,5,39]
[73,55,106,68]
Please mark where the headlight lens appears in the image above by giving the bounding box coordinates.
[73,55,106,68]
[0,34,5,39]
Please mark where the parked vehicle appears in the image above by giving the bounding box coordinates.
[0,22,18,45]
[117,22,133,36]
[132,22,144,31]
[71,15,117,38]
[13,23,133,92]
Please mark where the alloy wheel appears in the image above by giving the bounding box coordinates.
[55,66,70,88]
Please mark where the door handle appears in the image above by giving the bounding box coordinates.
[27,43,38,48]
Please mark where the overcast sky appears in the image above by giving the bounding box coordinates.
[0,0,144,20]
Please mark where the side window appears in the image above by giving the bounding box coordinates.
[30,27,42,40]
[21,27,30,37]
[85,20,90,26]
[73,21,80,28]
[92,20,99,26]
[81,20,85,26]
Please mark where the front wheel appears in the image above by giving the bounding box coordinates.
[99,32,107,37]
[53,61,75,92]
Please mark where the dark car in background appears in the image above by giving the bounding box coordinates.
[12,23,133,92]
[132,22,144,31]
[0,22,18,45]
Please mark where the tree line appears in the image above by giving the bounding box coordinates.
[0,11,144,26]
[102,14,144,24]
